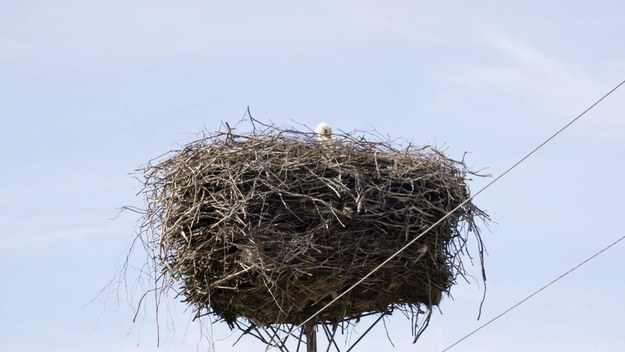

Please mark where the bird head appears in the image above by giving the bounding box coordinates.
[315,122,333,141]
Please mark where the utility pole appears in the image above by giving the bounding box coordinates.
[304,323,317,352]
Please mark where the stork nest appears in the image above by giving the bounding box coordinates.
[138,123,487,338]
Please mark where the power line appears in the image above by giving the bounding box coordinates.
[266,79,625,349]
[295,78,625,330]
[441,233,625,351]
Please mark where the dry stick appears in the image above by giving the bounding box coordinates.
[296,327,305,352]
[345,314,386,352]
[270,78,625,345]
[263,326,289,352]
[153,261,161,347]
[441,233,625,351]
[209,266,255,287]
[321,324,341,352]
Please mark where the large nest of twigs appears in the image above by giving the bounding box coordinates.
[139,123,487,335]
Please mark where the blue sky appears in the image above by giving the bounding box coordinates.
[1,1,624,351]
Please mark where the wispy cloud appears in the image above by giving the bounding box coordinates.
[444,30,603,111]
[1,224,128,248]
[350,10,443,44]
[442,29,625,141]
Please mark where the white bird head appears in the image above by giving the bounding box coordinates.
[315,122,333,141]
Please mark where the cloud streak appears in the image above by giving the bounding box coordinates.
[1,224,128,248]
[442,29,625,141]
[444,30,603,110]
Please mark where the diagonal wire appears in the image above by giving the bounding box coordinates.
[265,79,625,349]
[441,233,625,351]
[293,78,625,330]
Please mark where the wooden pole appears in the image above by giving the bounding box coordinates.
[304,323,317,352]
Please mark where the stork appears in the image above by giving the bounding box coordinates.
[314,122,333,141]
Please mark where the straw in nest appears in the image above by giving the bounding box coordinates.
[137,122,487,341]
